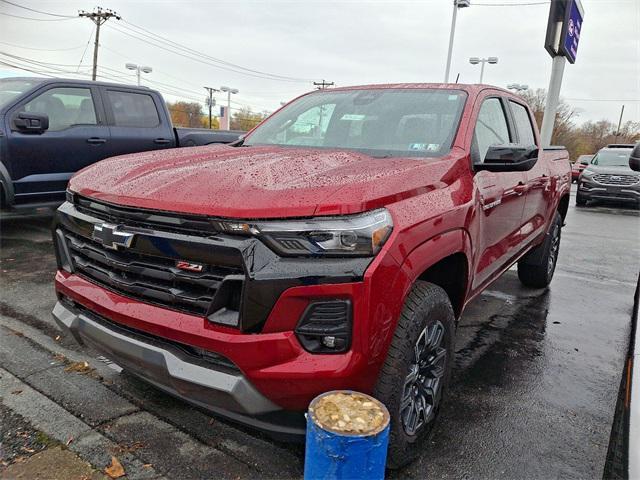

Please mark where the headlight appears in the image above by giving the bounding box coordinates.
[220,209,393,257]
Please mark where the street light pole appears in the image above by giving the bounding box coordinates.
[220,86,239,130]
[444,0,470,83]
[507,83,529,93]
[125,63,152,86]
[469,56,498,83]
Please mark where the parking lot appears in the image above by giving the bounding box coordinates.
[0,185,638,479]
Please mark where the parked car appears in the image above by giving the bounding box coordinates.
[0,77,242,212]
[572,154,593,182]
[51,84,570,468]
[576,144,640,207]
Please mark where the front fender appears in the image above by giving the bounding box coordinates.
[396,228,473,311]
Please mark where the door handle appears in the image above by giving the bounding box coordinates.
[86,137,107,145]
[514,183,528,196]
[154,138,171,145]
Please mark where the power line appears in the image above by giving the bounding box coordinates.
[0,10,76,21]
[0,40,84,52]
[0,0,75,17]
[121,19,315,83]
[106,23,313,84]
[314,80,335,89]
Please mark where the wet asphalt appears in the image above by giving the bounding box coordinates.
[0,184,638,479]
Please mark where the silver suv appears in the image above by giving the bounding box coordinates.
[576,144,640,207]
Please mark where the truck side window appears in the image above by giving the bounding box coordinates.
[22,87,97,132]
[509,101,536,147]
[107,90,160,128]
[473,98,510,163]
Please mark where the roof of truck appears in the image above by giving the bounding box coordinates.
[1,76,157,92]
[319,83,511,96]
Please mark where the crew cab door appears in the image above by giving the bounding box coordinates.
[508,99,550,242]
[471,96,528,289]
[5,84,109,204]
[101,87,176,158]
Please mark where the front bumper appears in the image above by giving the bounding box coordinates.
[578,179,640,203]
[52,299,305,435]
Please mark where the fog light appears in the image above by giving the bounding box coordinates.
[295,300,351,354]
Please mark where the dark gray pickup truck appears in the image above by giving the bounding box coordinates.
[0,77,242,212]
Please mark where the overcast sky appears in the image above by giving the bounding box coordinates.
[0,0,638,124]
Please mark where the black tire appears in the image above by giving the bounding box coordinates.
[517,212,562,288]
[374,281,455,469]
[576,193,587,206]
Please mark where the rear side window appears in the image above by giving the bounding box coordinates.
[22,87,97,131]
[509,101,536,147]
[473,98,510,163]
[107,90,159,127]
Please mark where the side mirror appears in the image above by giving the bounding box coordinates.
[629,143,640,172]
[476,144,538,172]
[14,112,49,134]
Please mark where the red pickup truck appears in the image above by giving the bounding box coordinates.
[52,84,570,468]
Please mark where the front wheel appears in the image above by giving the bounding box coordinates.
[374,281,455,469]
[517,212,562,288]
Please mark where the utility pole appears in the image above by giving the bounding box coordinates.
[313,80,334,90]
[614,105,625,140]
[79,7,121,81]
[204,87,219,129]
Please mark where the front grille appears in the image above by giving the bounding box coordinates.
[62,229,242,317]
[592,174,639,186]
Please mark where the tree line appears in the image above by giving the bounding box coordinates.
[517,89,639,160]
[167,101,268,132]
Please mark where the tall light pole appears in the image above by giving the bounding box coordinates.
[125,63,152,86]
[220,86,238,130]
[444,0,471,83]
[469,56,498,83]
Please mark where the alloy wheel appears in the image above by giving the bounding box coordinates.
[401,321,447,436]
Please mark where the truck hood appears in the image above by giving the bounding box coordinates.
[69,144,460,218]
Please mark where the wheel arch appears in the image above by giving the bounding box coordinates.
[0,162,14,208]
[557,193,570,224]
[398,229,472,319]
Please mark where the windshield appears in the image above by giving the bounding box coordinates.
[592,149,631,167]
[577,155,593,164]
[244,88,467,158]
[0,79,42,109]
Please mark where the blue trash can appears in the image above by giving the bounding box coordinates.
[304,390,390,480]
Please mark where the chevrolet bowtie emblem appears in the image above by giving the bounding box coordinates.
[92,223,135,250]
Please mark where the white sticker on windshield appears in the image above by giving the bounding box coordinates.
[410,143,428,150]
[341,114,366,121]
[448,95,459,101]
[427,143,440,151]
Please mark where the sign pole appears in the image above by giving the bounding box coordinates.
[540,0,583,147]
[540,55,566,147]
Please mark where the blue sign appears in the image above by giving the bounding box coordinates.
[559,0,583,63]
